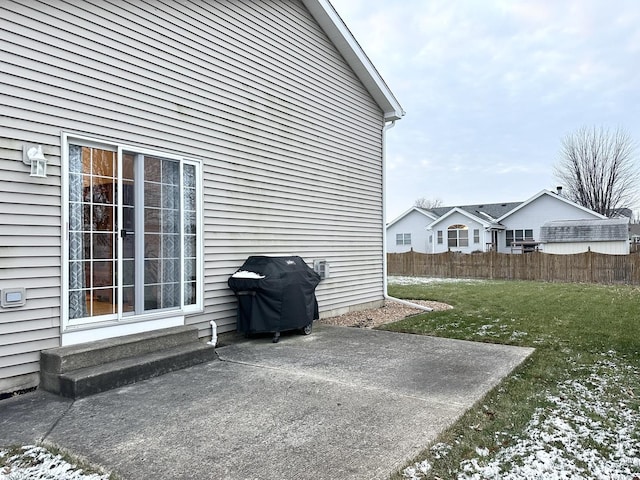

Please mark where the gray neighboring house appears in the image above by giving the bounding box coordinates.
[387,190,606,254]
[540,218,630,255]
[0,0,404,394]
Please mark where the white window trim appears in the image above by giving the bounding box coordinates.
[395,233,411,245]
[447,225,469,248]
[60,133,204,339]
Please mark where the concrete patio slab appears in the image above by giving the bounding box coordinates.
[0,325,533,480]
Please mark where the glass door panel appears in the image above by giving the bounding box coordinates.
[142,156,181,312]
[69,144,197,324]
[183,163,197,305]
[68,145,117,320]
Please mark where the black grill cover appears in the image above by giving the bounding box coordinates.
[227,256,321,334]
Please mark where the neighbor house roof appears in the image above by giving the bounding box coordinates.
[428,202,521,222]
[302,0,405,121]
[608,207,633,218]
[426,207,503,230]
[386,207,437,228]
[389,190,614,232]
[540,218,630,243]
[497,190,607,222]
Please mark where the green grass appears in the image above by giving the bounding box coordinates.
[383,280,640,479]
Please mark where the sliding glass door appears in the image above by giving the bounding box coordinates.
[67,142,200,325]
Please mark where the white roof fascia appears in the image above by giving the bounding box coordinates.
[386,207,437,228]
[302,0,405,121]
[426,207,492,230]
[496,190,608,222]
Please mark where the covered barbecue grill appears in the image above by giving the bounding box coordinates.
[227,256,321,342]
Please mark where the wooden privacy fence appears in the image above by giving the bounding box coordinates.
[387,250,640,285]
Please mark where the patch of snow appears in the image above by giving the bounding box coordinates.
[458,355,640,480]
[0,446,110,480]
[510,331,528,340]
[475,447,490,457]
[476,324,495,336]
[231,270,265,279]
[430,442,452,459]
[403,459,432,479]
[403,444,451,478]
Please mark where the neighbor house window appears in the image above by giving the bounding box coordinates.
[396,233,411,245]
[448,224,469,247]
[66,141,202,323]
[473,229,480,244]
[437,231,443,244]
[505,229,534,247]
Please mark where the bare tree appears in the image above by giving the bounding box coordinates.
[414,197,443,210]
[554,126,639,216]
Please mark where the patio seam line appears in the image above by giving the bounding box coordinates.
[40,400,75,444]
[216,356,470,409]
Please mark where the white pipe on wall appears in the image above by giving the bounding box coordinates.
[208,320,218,347]
[381,120,432,312]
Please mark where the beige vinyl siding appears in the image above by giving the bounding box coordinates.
[0,0,386,390]
[205,0,384,318]
[0,140,62,393]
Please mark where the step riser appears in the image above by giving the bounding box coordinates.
[40,371,65,395]
[58,346,217,399]
[41,326,199,374]
[39,326,218,399]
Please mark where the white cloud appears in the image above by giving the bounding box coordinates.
[330,0,640,217]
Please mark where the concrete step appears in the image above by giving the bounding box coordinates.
[57,342,217,399]
[41,325,200,375]
[40,326,217,398]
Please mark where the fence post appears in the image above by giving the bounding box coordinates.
[489,251,494,279]
[411,248,417,277]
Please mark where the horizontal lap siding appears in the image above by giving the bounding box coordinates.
[0,0,385,390]
[206,0,384,320]
[0,131,62,393]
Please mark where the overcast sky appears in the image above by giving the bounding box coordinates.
[329,0,640,221]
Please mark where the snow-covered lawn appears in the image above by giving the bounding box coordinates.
[463,355,639,479]
[404,354,640,479]
[388,276,485,286]
[0,446,110,480]
[394,275,640,479]
[397,307,640,480]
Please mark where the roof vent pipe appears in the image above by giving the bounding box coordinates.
[556,186,563,195]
